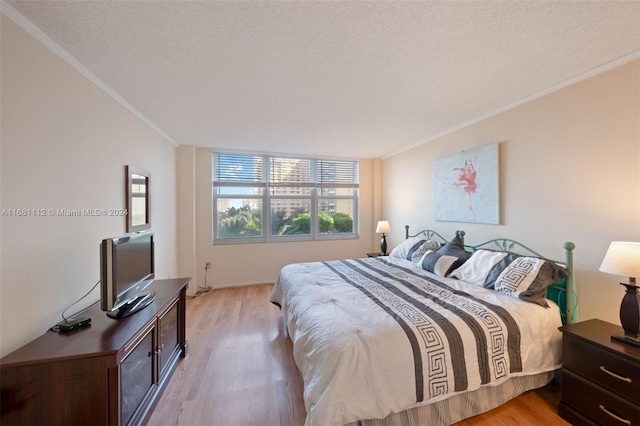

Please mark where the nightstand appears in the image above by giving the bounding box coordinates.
[366,252,387,257]
[559,319,640,425]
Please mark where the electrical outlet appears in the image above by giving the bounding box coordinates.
[205,262,211,270]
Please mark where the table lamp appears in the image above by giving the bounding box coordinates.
[599,241,640,347]
[376,221,391,255]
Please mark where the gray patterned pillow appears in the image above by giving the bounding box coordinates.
[494,256,569,307]
[406,240,441,262]
[406,240,429,262]
[452,249,570,307]
[423,239,441,252]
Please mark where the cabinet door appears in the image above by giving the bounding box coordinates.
[158,301,179,376]
[120,327,155,426]
[1,356,110,426]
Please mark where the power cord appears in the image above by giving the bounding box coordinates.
[192,262,213,297]
[49,279,100,332]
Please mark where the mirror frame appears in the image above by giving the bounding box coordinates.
[126,166,151,232]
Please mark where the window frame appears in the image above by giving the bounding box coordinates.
[212,152,359,244]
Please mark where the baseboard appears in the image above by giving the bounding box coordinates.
[215,281,276,289]
[188,280,275,296]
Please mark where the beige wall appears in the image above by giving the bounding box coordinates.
[383,60,640,324]
[3,7,637,358]
[176,148,378,293]
[1,16,178,356]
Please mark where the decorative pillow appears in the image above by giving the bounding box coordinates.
[407,241,429,262]
[494,257,570,307]
[423,239,442,252]
[449,249,520,288]
[418,250,458,277]
[389,237,425,258]
[436,235,472,272]
[406,239,442,262]
[449,249,509,286]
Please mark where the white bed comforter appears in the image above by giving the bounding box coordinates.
[270,256,562,426]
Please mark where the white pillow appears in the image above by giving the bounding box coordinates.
[449,249,508,286]
[389,237,425,258]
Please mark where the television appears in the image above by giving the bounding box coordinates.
[100,229,155,319]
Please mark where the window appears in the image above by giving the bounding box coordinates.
[213,153,358,244]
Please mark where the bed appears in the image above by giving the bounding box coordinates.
[270,227,577,426]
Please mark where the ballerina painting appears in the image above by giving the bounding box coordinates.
[433,143,499,224]
[454,159,478,219]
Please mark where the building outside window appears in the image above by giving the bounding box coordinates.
[213,152,359,244]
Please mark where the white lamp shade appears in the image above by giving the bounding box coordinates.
[376,221,391,234]
[599,241,640,278]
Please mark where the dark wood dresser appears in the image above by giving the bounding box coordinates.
[1,278,190,426]
[559,319,640,425]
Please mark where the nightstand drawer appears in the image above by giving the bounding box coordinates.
[564,335,640,404]
[563,369,640,426]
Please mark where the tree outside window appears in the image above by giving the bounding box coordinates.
[213,153,358,244]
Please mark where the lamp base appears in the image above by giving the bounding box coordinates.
[380,234,387,256]
[617,282,640,348]
[611,332,640,348]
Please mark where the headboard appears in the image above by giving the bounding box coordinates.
[403,225,577,325]
[404,225,465,245]
[467,238,577,325]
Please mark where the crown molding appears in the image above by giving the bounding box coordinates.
[1,2,178,146]
[385,49,640,159]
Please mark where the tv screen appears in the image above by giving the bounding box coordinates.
[101,230,155,318]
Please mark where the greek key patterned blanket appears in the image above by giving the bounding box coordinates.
[270,256,562,426]
[325,258,523,402]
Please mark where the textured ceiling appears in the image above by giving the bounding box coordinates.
[5,1,640,159]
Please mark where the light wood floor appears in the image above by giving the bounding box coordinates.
[148,284,570,426]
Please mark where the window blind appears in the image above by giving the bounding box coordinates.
[317,159,359,184]
[215,154,264,182]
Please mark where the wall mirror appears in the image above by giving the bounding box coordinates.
[126,166,150,232]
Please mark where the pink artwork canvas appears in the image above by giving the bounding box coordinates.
[433,142,500,224]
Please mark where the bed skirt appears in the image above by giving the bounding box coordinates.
[346,370,557,426]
